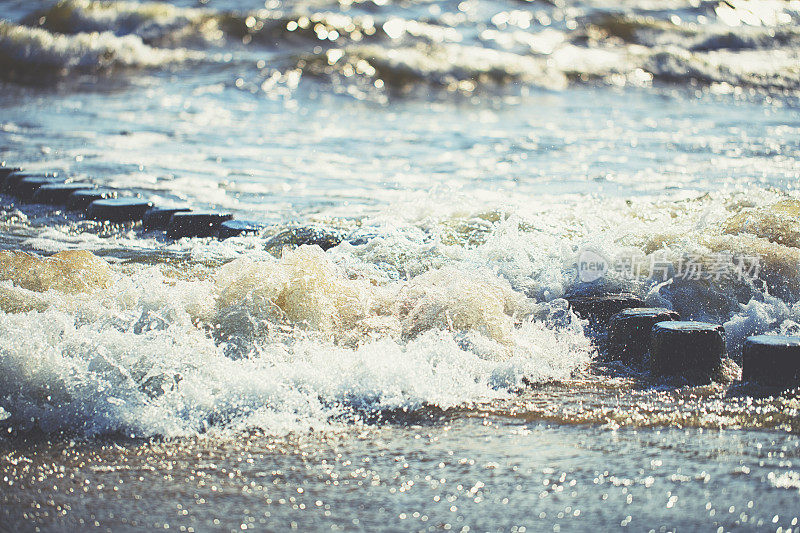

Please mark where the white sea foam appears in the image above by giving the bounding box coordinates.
[3,178,800,438]
[0,245,592,437]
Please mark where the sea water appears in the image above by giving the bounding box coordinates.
[1,0,800,530]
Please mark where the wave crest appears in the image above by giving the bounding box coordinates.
[0,20,199,78]
[300,43,568,92]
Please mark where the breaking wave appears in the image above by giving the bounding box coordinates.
[3,188,800,436]
[0,246,592,438]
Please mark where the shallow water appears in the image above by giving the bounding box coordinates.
[3,420,800,532]
[2,0,800,530]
